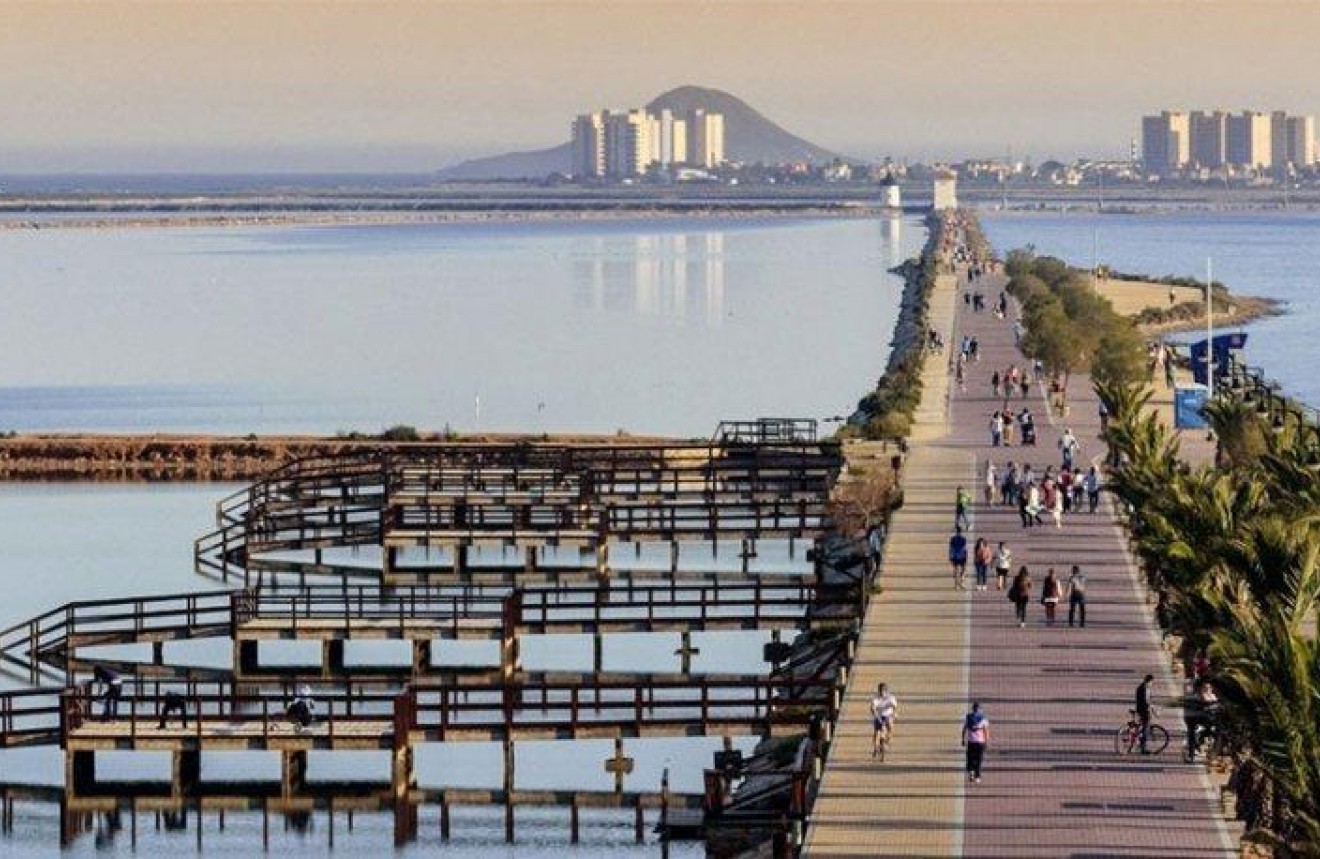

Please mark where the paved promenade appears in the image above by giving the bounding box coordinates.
[805,262,1235,857]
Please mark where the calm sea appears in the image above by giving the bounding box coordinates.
[0,215,919,853]
[0,215,920,437]
[980,211,1320,408]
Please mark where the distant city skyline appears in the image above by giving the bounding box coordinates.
[3,1,1320,173]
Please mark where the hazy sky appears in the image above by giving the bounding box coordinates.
[2,0,1319,172]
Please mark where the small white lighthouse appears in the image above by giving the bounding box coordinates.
[880,174,901,210]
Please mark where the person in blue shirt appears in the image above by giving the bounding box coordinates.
[948,526,969,590]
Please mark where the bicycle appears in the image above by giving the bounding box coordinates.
[1115,709,1169,755]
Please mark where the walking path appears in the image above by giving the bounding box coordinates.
[805,252,1236,856]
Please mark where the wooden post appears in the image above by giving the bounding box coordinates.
[65,750,96,797]
[411,639,432,677]
[440,794,450,841]
[172,750,200,798]
[323,640,345,676]
[281,750,307,798]
[569,799,580,844]
[503,739,515,843]
[391,745,414,801]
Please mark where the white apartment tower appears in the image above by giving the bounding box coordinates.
[688,109,726,169]
[1141,111,1190,176]
[651,109,688,167]
[571,112,607,178]
[604,110,654,177]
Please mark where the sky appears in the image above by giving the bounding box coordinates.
[2,0,1319,173]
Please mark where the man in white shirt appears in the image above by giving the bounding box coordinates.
[870,682,899,758]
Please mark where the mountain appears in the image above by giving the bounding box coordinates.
[436,85,843,180]
[646,86,840,165]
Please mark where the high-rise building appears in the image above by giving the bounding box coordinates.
[570,111,607,178]
[688,109,726,169]
[1226,111,1272,170]
[1271,111,1291,171]
[1141,111,1190,176]
[1189,110,1228,169]
[604,110,654,177]
[571,105,725,179]
[1286,115,1317,168]
[651,109,688,167]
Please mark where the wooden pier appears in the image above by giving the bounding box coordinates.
[194,425,842,586]
[0,420,860,853]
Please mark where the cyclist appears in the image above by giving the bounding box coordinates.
[870,682,899,758]
[1135,674,1155,753]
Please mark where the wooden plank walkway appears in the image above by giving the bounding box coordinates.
[806,255,1237,856]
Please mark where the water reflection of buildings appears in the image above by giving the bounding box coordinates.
[575,233,726,327]
[879,214,903,268]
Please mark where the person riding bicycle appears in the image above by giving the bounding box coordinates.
[1183,678,1221,759]
[1135,674,1155,753]
[870,682,898,757]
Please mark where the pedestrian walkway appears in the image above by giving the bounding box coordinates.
[805,253,1236,856]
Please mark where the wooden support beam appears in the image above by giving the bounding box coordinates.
[281,750,307,799]
[172,750,200,798]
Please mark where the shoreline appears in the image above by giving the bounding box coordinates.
[0,430,679,482]
[0,204,899,232]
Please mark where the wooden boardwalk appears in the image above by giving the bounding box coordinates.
[806,260,1237,856]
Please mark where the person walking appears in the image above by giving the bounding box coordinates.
[955,486,971,531]
[949,526,969,590]
[870,682,899,758]
[983,461,997,505]
[1041,567,1063,625]
[1067,564,1087,627]
[1009,566,1032,627]
[1085,465,1102,513]
[93,666,123,720]
[1136,674,1156,753]
[157,691,188,730]
[961,703,991,783]
[991,370,1001,399]
[1049,480,1064,529]
[1059,428,1080,470]
[993,542,1012,591]
[989,411,1003,447]
[973,538,992,591]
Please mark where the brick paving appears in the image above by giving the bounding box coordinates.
[805,261,1236,857]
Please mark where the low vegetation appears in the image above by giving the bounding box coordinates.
[1004,248,1148,411]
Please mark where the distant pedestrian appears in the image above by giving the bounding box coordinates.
[969,337,979,363]
[961,703,991,783]
[1041,567,1062,625]
[973,537,992,591]
[1020,374,1030,399]
[949,526,969,590]
[991,370,1001,398]
[1049,481,1064,529]
[1059,428,1080,470]
[93,666,123,720]
[1085,466,1102,513]
[984,461,997,505]
[1009,566,1032,627]
[993,543,1012,590]
[1067,564,1087,627]
[955,486,971,531]
[288,685,317,731]
[158,691,188,729]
